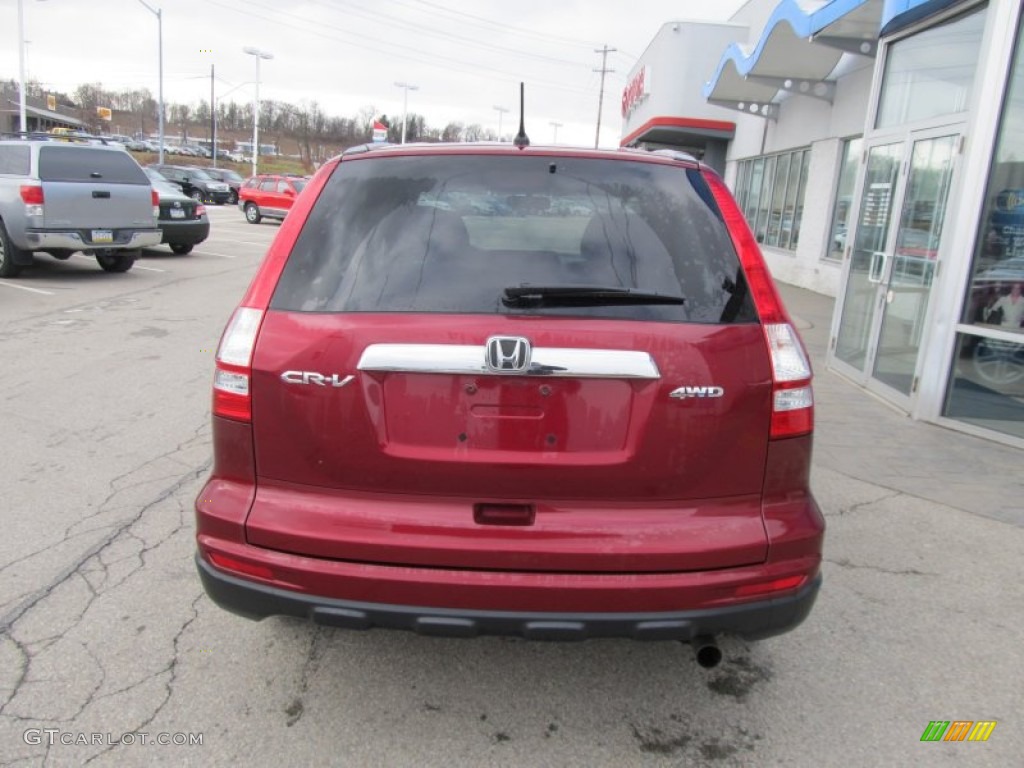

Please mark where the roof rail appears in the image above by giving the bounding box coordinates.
[341,142,391,156]
[648,148,700,164]
[0,130,112,145]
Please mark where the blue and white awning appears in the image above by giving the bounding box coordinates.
[703,0,885,119]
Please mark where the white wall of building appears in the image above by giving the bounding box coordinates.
[621,21,748,140]
[725,57,875,296]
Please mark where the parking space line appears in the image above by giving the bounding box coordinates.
[73,254,166,273]
[0,281,55,295]
[192,250,237,259]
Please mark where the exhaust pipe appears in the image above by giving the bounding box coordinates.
[692,636,722,668]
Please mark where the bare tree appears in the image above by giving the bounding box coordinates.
[463,123,485,142]
[441,121,464,142]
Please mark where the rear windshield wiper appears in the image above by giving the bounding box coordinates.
[502,285,685,308]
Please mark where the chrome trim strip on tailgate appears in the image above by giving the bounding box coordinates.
[357,344,660,379]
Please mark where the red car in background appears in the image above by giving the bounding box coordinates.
[197,143,823,668]
[238,174,308,224]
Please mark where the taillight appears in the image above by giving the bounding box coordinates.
[765,323,814,438]
[151,188,160,218]
[20,184,44,216]
[213,307,264,422]
[195,204,207,218]
[704,171,814,439]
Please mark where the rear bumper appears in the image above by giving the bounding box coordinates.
[23,228,162,251]
[194,550,821,641]
[158,218,209,245]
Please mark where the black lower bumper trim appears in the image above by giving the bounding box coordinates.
[196,555,821,641]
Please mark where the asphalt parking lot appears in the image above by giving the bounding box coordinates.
[0,204,1021,767]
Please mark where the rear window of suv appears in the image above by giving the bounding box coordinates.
[39,146,147,184]
[270,154,756,324]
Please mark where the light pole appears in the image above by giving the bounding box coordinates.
[244,47,274,175]
[549,121,562,144]
[394,81,418,144]
[134,0,164,163]
[17,0,27,132]
[493,105,508,142]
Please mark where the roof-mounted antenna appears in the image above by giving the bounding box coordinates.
[513,82,530,149]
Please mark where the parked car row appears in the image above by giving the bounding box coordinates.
[0,135,217,277]
[0,135,161,276]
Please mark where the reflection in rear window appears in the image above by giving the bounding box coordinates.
[39,147,147,184]
[271,155,756,323]
[0,145,31,175]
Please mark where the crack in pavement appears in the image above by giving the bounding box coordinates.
[81,593,203,766]
[822,490,903,518]
[0,457,210,716]
[825,557,937,577]
[285,627,325,728]
[0,421,209,581]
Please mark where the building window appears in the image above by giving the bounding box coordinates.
[944,17,1024,440]
[826,137,863,261]
[735,147,810,252]
[876,5,987,129]
[744,158,765,225]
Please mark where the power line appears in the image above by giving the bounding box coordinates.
[206,0,599,97]
[401,0,603,50]
[310,0,589,68]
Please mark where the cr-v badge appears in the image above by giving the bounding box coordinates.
[669,386,725,399]
[281,371,354,387]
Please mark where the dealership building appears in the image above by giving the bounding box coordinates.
[622,0,1024,447]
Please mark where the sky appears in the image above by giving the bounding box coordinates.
[1,0,748,147]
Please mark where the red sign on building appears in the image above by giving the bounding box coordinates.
[622,66,651,118]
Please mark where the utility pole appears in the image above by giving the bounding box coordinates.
[593,44,616,149]
[210,64,216,167]
[549,121,562,144]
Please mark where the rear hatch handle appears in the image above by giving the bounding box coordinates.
[92,190,111,199]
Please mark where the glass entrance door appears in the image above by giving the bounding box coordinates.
[833,130,961,406]
[834,142,903,373]
[870,134,958,398]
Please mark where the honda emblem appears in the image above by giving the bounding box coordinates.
[485,336,531,373]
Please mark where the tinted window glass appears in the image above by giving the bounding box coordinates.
[39,147,146,184]
[272,155,754,324]
[277,181,291,193]
[0,145,31,175]
[186,168,212,180]
[293,179,307,192]
[259,180,277,192]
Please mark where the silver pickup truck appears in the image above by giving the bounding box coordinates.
[0,136,162,277]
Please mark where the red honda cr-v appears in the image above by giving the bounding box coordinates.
[195,143,823,665]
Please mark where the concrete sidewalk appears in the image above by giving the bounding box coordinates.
[777,282,1023,528]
